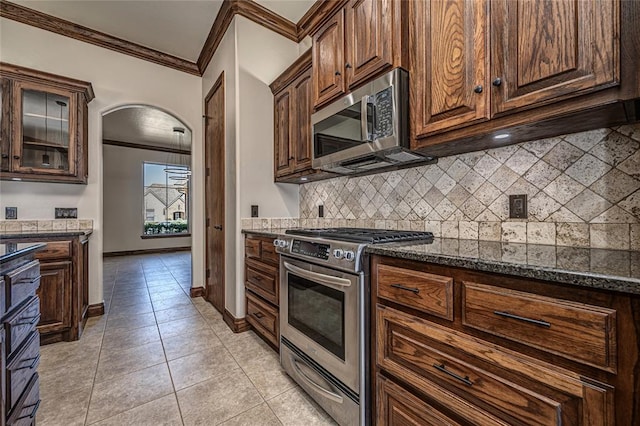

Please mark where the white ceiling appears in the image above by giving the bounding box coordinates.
[13,0,315,62]
[103,106,192,151]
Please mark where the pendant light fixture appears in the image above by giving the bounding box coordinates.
[164,127,191,177]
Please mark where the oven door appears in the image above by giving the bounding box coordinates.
[280,256,360,393]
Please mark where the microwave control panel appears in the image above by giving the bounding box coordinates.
[374,87,394,138]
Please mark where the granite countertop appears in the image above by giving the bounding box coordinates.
[366,238,640,295]
[0,242,46,264]
[0,229,93,239]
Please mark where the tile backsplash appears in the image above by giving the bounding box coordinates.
[0,219,94,233]
[299,124,640,250]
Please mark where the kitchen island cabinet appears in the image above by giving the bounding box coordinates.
[370,248,640,425]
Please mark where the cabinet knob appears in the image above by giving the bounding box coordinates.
[13,155,20,160]
[492,77,502,87]
[335,70,341,76]
[345,63,352,69]
[288,156,294,160]
[474,85,483,94]
[1,154,8,159]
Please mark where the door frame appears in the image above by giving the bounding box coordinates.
[204,71,225,314]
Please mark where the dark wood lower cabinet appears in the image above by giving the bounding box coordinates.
[37,262,71,337]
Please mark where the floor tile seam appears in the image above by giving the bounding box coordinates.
[83,306,109,426]
[210,399,267,426]
[239,362,297,402]
[170,363,243,393]
[218,403,285,426]
[93,359,168,387]
[84,390,177,426]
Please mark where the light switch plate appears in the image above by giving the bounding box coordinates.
[509,194,527,219]
[55,208,78,219]
[5,207,17,220]
[318,205,324,218]
[251,205,259,218]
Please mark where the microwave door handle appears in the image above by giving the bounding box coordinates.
[283,261,352,288]
[361,95,372,142]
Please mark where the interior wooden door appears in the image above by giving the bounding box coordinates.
[312,9,345,108]
[491,0,619,114]
[410,0,489,139]
[293,69,312,172]
[273,88,293,177]
[345,0,394,90]
[204,72,225,314]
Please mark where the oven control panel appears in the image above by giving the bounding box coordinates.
[290,239,330,260]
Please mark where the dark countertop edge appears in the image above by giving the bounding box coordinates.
[0,230,93,239]
[0,243,46,264]
[365,245,640,296]
[241,228,290,238]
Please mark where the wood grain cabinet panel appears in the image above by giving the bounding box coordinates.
[245,259,278,306]
[490,0,619,114]
[246,291,279,348]
[410,0,490,137]
[312,10,346,108]
[292,72,313,173]
[376,263,453,320]
[244,237,261,260]
[377,305,615,426]
[462,281,617,372]
[274,89,294,177]
[35,261,71,336]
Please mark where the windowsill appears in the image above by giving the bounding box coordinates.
[140,233,191,239]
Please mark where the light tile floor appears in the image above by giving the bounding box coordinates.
[37,252,336,426]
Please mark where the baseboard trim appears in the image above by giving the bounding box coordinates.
[103,247,191,257]
[87,302,105,317]
[189,287,205,298]
[223,309,251,333]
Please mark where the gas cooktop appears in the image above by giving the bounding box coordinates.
[285,227,434,244]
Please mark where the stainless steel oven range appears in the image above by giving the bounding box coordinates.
[274,228,434,426]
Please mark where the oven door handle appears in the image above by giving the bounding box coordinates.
[291,357,344,404]
[283,262,352,288]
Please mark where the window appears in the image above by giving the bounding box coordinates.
[143,162,189,235]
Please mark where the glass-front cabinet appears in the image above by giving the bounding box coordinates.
[0,63,94,183]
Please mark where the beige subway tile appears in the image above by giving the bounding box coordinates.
[459,221,478,240]
[240,219,252,229]
[527,222,556,245]
[374,220,386,229]
[631,224,640,251]
[410,221,425,231]
[21,221,38,232]
[38,220,53,231]
[65,219,79,230]
[0,222,6,232]
[478,222,501,242]
[385,220,398,230]
[52,220,66,230]
[590,224,630,250]
[397,220,411,230]
[4,221,20,232]
[425,221,441,238]
[501,222,527,243]
[556,223,590,247]
[260,218,270,229]
[442,221,459,239]
[79,219,93,230]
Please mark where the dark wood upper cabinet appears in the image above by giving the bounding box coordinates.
[293,72,313,172]
[312,10,346,108]
[410,0,490,138]
[274,89,294,177]
[312,0,407,109]
[491,0,619,114]
[0,63,94,184]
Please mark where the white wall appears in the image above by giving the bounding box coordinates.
[0,18,204,304]
[202,16,301,317]
[102,144,191,253]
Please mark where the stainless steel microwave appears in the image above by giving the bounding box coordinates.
[311,68,429,175]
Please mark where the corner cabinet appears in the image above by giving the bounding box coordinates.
[0,63,94,184]
[312,0,407,109]
[271,50,319,183]
[410,0,640,156]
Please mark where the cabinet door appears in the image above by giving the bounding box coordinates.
[312,10,346,108]
[345,0,394,90]
[491,0,619,114]
[36,261,72,335]
[0,78,10,172]
[292,70,313,172]
[273,89,294,177]
[411,0,489,139]
[80,239,89,327]
[12,80,77,176]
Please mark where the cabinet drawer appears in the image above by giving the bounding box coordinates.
[5,296,40,357]
[376,264,453,320]
[246,291,279,348]
[377,305,614,425]
[7,373,39,426]
[462,282,617,371]
[35,241,71,261]
[261,241,279,265]
[7,331,40,412]
[245,259,278,306]
[377,374,508,426]
[245,237,261,259]
[4,260,40,311]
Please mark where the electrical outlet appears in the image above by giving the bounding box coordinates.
[509,194,528,219]
[318,205,324,218]
[5,207,17,220]
[251,205,259,218]
[55,208,78,219]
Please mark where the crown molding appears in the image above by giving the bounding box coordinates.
[0,1,200,76]
[296,0,348,41]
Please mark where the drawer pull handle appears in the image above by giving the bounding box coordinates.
[16,315,40,326]
[493,311,551,328]
[17,277,39,285]
[252,312,265,319]
[390,283,420,294]
[433,364,473,386]
[15,355,40,370]
[17,399,40,420]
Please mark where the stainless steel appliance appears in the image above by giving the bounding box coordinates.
[311,68,432,175]
[275,228,434,426]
